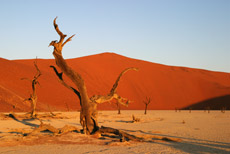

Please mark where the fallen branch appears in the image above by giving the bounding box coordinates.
[26,121,80,136]
[60,125,81,134]
[27,121,59,136]
[99,126,143,142]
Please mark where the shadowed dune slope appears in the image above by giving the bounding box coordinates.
[0,53,229,112]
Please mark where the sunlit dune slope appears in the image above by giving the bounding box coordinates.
[0,53,229,112]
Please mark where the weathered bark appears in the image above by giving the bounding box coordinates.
[143,97,151,115]
[90,67,138,106]
[27,121,80,136]
[99,126,143,142]
[50,65,81,103]
[49,17,95,134]
[49,17,138,134]
[22,60,41,118]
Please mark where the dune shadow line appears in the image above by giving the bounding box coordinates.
[182,94,230,110]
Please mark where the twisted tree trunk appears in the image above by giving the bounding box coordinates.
[49,17,138,134]
[143,97,151,115]
[22,60,41,118]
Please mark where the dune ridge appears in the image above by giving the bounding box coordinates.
[0,52,229,112]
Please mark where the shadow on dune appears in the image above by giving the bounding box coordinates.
[181,94,230,110]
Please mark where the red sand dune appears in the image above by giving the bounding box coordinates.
[0,53,229,112]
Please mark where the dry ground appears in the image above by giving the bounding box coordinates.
[0,110,229,154]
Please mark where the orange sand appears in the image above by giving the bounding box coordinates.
[0,53,229,112]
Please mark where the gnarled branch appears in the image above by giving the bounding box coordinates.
[53,17,67,44]
[49,17,76,55]
[110,67,139,94]
[34,59,42,79]
[99,126,143,142]
[50,65,81,104]
[90,67,139,106]
[22,58,42,118]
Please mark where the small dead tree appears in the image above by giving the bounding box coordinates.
[205,106,211,113]
[22,59,41,118]
[143,97,151,115]
[189,107,192,113]
[116,102,121,114]
[132,115,140,123]
[49,17,138,134]
[221,107,226,113]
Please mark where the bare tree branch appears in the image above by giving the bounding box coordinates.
[99,126,143,142]
[110,67,139,94]
[53,17,67,44]
[62,34,76,47]
[50,65,81,104]
[90,67,139,106]
[34,59,42,79]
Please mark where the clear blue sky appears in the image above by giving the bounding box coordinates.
[0,0,229,72]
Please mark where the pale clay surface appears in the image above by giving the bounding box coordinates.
[0,110,229,154]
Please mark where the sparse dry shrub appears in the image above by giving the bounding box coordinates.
[132,115,140,123]
[182,120,185,124]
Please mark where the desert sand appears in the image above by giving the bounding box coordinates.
[0,110,229,154]
[0,53,230,112]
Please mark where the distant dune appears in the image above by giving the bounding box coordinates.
[0,53,229,112]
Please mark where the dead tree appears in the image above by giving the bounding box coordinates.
[49,17,138,134]
[22,59,41,118]
[116,102,121,114]
[143,97,151,114]
[221,107,226,113]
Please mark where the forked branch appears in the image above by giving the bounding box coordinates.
[62,34,76,47]
[49,17,76,55]
[143,97,151,105]
[90,67,139,106]
[22,58,42,118]
[143,97,151,115]
[53,17,67,44]
[34,59,42,79]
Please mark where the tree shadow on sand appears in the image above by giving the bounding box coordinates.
[156,139,230,154]
[8,113,39,127]
[120,129,230,154]
[115,120,133,123]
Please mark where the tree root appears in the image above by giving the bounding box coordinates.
[27,122,59,136]
[25,121,81,136]
[23,122,143,142]
[8,115,180,143]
